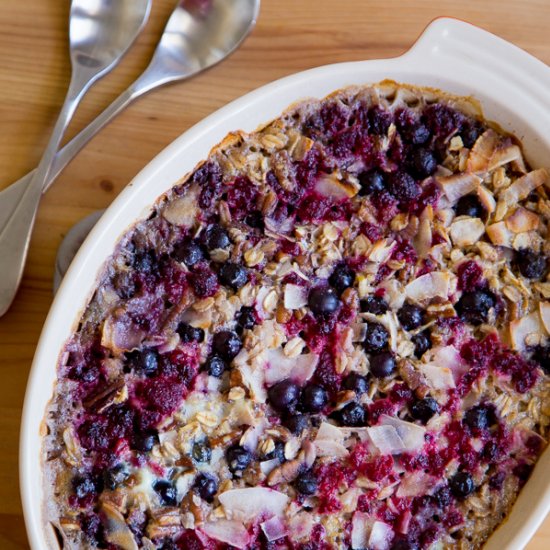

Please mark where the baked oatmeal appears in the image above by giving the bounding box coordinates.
[42,81,550,550]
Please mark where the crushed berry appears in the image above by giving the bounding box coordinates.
[192,440,212,463]
[236,306,257,331]
[532,345,550,374]
[336,402,367,426]
[189,264,219,298]
[412,331,432,358]
[172,241,203,267]
[226,446,252,473]
[294,471,318,495]
[153,480,177,506]
[368,106,392,135]
[125,348,159,377]
[449,471,475,499]
[193,473,218,502]
[358,169,386,196]
[244,210,265,230]
[226,175,259,220]
[409,147,438,179]
[283,413,309,435]
[457,260,484,292]
[514,249,547,279]
[463,404,496,431]
[193,161,223,209]
[388,171,421,202]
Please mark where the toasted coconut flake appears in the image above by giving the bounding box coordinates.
[486,221,513,247]
[405,272,451,302]
[467,130,499,173]
[162,184,200,228]
[201,520,250,549]
[477,185,496,214]
[488,144,521,170]
[505,207,540,233]
[539,302,550,335]
[219,488,288,522]
[500,169,548,205]
[101,502,138,550]
[510,310,546,351]
[449,217,485,247]
[437,173,482,203]
[315,173,358,199]
[284,284,308,310]
[368,239,397,263]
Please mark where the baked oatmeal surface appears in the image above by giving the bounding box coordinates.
[42,82,550,550]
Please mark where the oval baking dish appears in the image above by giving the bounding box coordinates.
[20,17,550,550]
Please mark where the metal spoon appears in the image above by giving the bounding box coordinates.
[0,0,151,316]
[0,0,260,317]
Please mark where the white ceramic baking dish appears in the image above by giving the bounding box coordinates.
[20,17,550,550]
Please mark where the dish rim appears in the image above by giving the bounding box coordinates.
[20,16,550,550]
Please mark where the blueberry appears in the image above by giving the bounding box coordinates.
[370,352,396,378]
[455,194,485,218]
[532,345,550,374]
[204,355,226,377]
[368,106,392,135]
[342,372,369,395]
[398,303,425,331]
[73,474,100,499]
[515,249,547,279]
[133,430,158,452]
[402,122,431,145]
[268,379,300,413]
[391,540,420,550]
[301,384,328,413]
[410,397,439,424]
[294,471,318,495]
[133,250,156,273]
[212,331,242,360]
[449,471,475,499]
[456,290,495,325]
[409,147,437,179]
[432,485,453,508]
[226,446,252,473]
[219,262,248,290]
[460,122,483,148]
[329,264,356,293]
[358,170,386,196]
[103,463,129,490]
[193,473,218,502]
[244,211,265,230]
[463,404,496,431]
[192,440,212,463]
[363,322,389,353]
[236,306,256,331]
[337,402,367,427]
[283,413,309,435]
[205,224,230,250]
[308,287,341,315]
[126,349,159,377]
[173,241,203,266]
[388,171,421,202]
[177,323,205,343]
[411,331,431,358]
[264,441,286,462]
[153,480,178,506]
[360,295,389,314]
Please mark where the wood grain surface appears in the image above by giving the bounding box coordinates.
[0,0,549,548]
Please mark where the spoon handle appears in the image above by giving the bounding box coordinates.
[0,73,93,316]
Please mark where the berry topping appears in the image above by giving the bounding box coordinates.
[268,379,300,413]
[193,473,218,502]
[192,440,212,463]
[212,331,242,360]
[368,106,392,135]
[173,241,203,266]
[455,194,485,218]
[463,404,496,431]
[402,122,431,145]
[412,331,432,358]
[370,352,396,378]
[388,171,421,202]
[449,472,475,499]
[301,383,328,413]
[283,413,309,435]
[244,210,265,229]
[126,349,159,377]
[73,474,101,499]
[409,147,438,178]
[515,249,547,279]
[363,322,390,353]
[204,355,226,377]
[294,471,318,495]
[358,169,386,196]
[177,323,205,343]
[103,463,129,490]
[133,431,158,452]
[219,262,248,290]
[410,397,439,424]
[342,372,369,395]
[397,303,425,330]
[153,480,178,506]
[337,402,368,427]
[328,264,356,293]
[391,540,419,550]
[204,224,230,250]
[308,287,341,315]
[226,446,252,473]
[236,306,256,330]
[456,290,495,325]
[360,295,389,314]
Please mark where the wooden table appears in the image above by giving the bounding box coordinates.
[1,0,549,548]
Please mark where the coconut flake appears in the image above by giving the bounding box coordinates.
[315,421,345,443]
[260,458,279,476]
[264,349,318,385]
[379,415,426,451]
[315,173,358,199]
[367,425,406,455]
[288,513,314,540]
[467,130,499,173]
[315,439,350,457]
[421,363,456,390]
[284,284,308,309]
[539,302,550,335]
[368,239,397,263]
[505,207,540,233]
[101,503,138,550]
[437,173,482,203]
[486,221,513,247]
[369,521,394,550]
[488,144,522,170]
[405,272,451,302]
[396,471,439,497]
[219,488,289,522]
[351,514,394,550]
[201,520,250,549]
[510,310,546,351]
[477,185,496,214]
[449,217,485,247]
[500,169,548,205]
[261,516,288,542]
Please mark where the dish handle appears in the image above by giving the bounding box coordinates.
[404,17,550,116]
